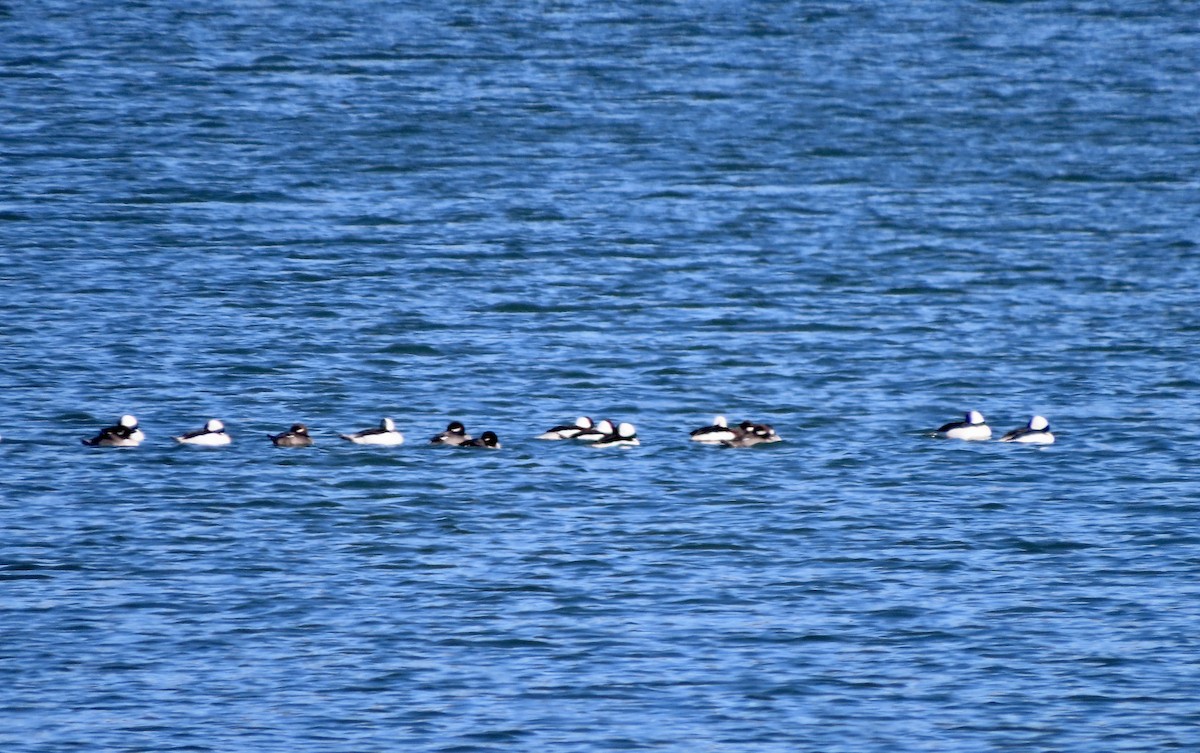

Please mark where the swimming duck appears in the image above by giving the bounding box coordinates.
[689,415,738,443]
[592,421,640,447]
[1000,415,1055,444]
[175,418,231,446]
[82,414,144,447]
[269,423,313,447]
[430,421,471,445]
[460,430,501,449]
[573,419,615,442]
[340,417,405,446]
[936,410,992,441]
[536,416,594,440]
[721,422,782,448]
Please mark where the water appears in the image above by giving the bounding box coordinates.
[3,1,1200,750]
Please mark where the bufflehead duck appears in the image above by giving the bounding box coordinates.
[1000,415,1055,444]
[536,416,594,440]
[690,415,738,443]
[82,414,144,447]
[936,410,992,441]
[430,421,471,445]
[269,423,313,447]
[722,422,782,448]
[573,419,615,442]
[592,421,640,447]
[340,417,405,446]
[460,430,501,449]
[175,418,231,446]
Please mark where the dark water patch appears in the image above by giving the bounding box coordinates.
[116,189,300,205]
[0,571,53,582]
[487,302,561,314]
[376,342,441,356]
[1006,538,1099,555]
[342,215,411,227]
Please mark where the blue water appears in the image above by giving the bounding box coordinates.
[3,2,1200,751]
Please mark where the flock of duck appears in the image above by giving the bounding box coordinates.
[66,410,1054,448]
[72,415,774,449]
[935,411,1055,444]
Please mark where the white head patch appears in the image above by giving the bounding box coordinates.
[1029,415,1049,431]
[968,411,984,425]
[120,414,137,428]
[206,419,224,432]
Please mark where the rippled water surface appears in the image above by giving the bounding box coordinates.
[3,2,1200,751]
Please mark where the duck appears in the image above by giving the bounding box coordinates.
[175,418,231,446]
[430,420,471,445]
[1000,415,1055,444]
[340,417,405,446]
[536,416,594,440]
[935,410,992,441]
[82,414,144,447]
[689,415,739,443]
[573,418,615,442]
[460,430,501,449]
[721,422,782,448]
[269,423,313,447]
[592,421,640,447]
